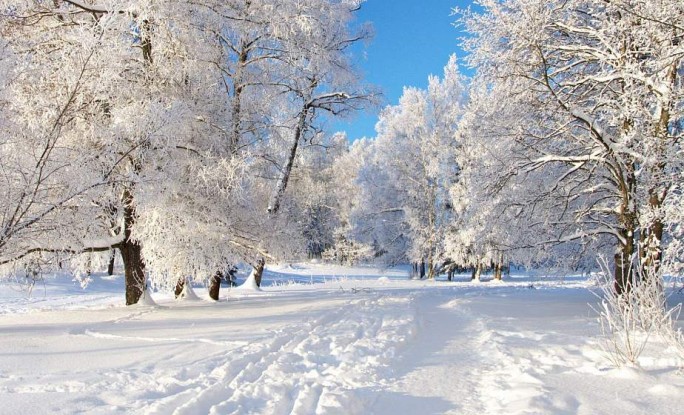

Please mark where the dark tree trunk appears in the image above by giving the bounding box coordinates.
[121,190,145,306]
[253,258,265,287]
[493,253,504,281]
[427,256,435,280]
[471,262,482,281]
[267,107,309,215]
[419,260,426,279]
[613,161,638,296]
[208,272,222,301]
[175,277,186,299]
[121,239,145,305]
[447,268,454,281]
[141,19,153,65]
[107,249,116,276]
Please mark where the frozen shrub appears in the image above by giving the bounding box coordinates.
[594,258,683,367]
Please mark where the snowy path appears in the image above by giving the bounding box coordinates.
[370,291,489,414]
[1,266,684,414]
[372,286,684,415]
[152,294,417,415]
[0,286,419,415]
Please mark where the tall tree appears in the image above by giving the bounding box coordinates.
[458,0,684,291]
[266,0,375,215]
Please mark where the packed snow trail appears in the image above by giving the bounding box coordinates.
[371,286,684,415]
[369,292,490,414]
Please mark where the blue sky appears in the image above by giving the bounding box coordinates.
[332,0,474,141]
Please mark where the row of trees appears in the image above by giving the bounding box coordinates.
[2,0,681,300]
[459,0,683,291]
[327,0,683,292]
[0,0,373,304]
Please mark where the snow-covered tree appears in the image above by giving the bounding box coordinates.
[0,0,376,303]
[458,0,684,291]
[342,56,467,277]
[448,78,607,280]
[265,0,376,215]
[127,0,376,295]
[0,0,156,287]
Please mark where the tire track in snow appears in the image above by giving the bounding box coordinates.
[82,329,249,348]
[143,294,417,415]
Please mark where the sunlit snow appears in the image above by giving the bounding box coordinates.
[1,264,683,414]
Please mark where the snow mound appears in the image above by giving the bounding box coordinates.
[177,282,201,301]
[608,365,645,380]
[439,299,464,309]
[377,276,390,283]
[137,287,158,307]
[649,384,681,396]
[234,270,262,292]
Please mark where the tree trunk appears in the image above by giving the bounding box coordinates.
[640,60,679,284]
[419,259,426,279]
[493,253,504,281]
[174,277,185,299]
[447,268,454,281]
[141,19,153,66]
[119,19,153,306]
[228,42,249,156]
[107,249,116,276]
[121,189,145,306]
[120,239,145,305]
[267,107,309,215]
[208,271,222,301]
[253,258,265,287]
[471,261,482,282]
[643,206,664,279]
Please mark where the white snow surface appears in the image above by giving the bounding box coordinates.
[1,264,683,414]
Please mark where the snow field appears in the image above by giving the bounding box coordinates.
[1,265,683,414]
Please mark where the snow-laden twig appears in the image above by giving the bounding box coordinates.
[592,257,684,368]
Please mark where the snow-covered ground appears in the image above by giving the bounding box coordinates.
[1,264,683,414]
